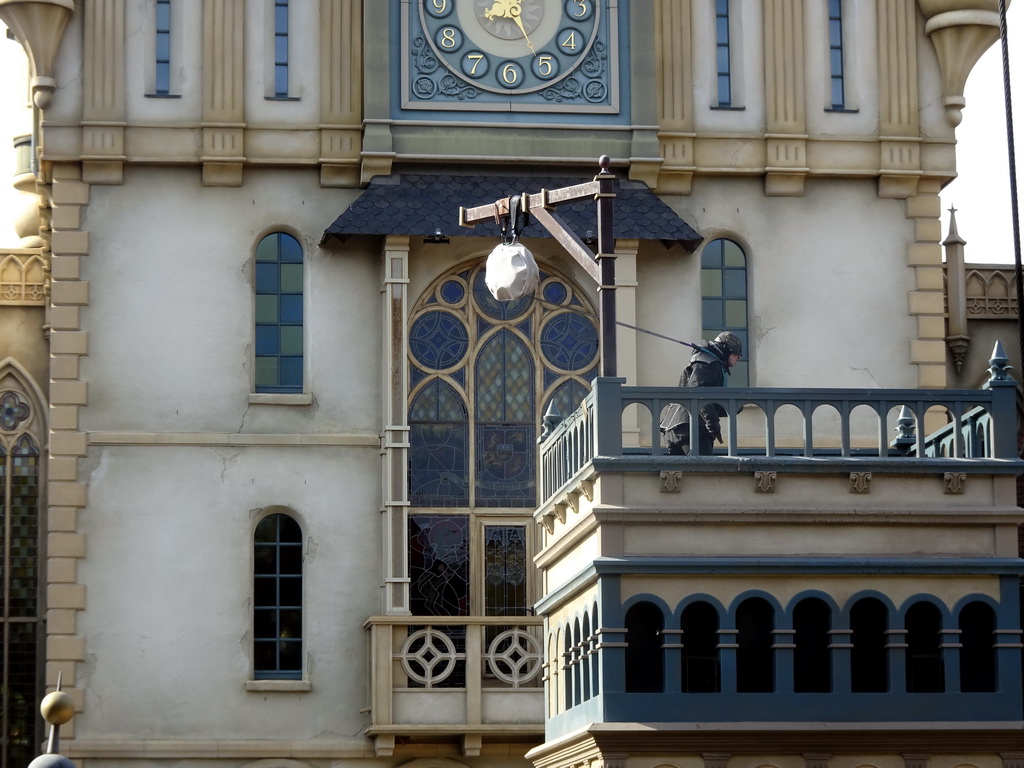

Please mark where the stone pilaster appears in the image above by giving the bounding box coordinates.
[764,0,808,196]
[202,0,246,186]
[381,236,411,614]
[82,0,126,185]
[320,0,364,188]
[877,0,922,198]
[655,0,695,194]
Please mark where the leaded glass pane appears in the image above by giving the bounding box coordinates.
[484,526,528,616]
[410,311,470,370]
[540,312,599,372]
[279,295,303,324]
[10,439,38,616]
[475,424,535,506]
[279,233,302,262]
[473,270,533,321]
[279,357,302,387]
[256,236,278,262]
[5,622,37,768]
[476,331,534,423]
[410,381,469,507]
[409,515,469,616]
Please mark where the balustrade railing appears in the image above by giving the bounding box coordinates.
[539,345,1020,505]
[364,616,545,736]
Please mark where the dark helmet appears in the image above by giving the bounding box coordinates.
[713,331,742,357]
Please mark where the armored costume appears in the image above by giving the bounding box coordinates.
[660,332,742,455]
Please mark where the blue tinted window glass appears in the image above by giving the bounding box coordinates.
[722,269,747,298]
[702,299,724,328]
[278,233,303,262]
[540,312,599,372]
[156,2,170,28]
[275,67,288,96]
[280,294,303,324]
[279,357,303,386]
[410,310,470,370]
[255,325,279,355]
[832,79,844,108]
[155,64,170,95]
[156,35,170,61]
[275,3,289,33]
[256,263,280,293]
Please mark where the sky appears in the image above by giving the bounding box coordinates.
[1,12,1023,258]
[939,1,1024,264]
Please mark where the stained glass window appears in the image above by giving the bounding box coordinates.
[253,513,303,679]
[408,261,598,509]
[0,389,41,768]
[407,260,597,618]
[254,232,303,393]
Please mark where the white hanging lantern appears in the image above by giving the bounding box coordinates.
[484,241,539,301]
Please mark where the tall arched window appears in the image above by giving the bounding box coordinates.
[0,378,43,768]
[905,602,944,693]
[407,260,598,620]
[253,512,303,679]
[681,601,720,692]
[850,597,889,692]
[736,597,774,692]
[701,238,749,385]
[959,601,996,692]
[793,598,832,692]
[254,232,304,393]
[625,602,664,693]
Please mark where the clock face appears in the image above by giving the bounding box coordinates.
[402,0,617,113]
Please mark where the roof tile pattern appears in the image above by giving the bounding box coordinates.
[323,174,703,250]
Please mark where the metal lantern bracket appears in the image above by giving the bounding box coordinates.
[459,156,618,377]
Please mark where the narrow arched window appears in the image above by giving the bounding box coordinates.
[254,513,303,679]
[850,597,889,692]
[255,232,304,393]
[625,602,664,692]
[681,601,720,692]
[793,598,832,692]
[0,385,43,768]
[959,601,996,692]
[905,602,944,692]
[701,238,749,385]
[736,597,774,692]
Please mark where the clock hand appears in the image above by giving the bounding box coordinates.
[484,0,536,56]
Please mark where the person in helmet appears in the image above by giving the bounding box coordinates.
[660,331,743,456]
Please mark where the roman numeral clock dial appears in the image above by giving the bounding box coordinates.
[403,0,617,113]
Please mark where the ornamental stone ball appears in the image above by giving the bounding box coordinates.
[40,690,75,726]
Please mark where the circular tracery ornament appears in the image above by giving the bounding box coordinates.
[0,391,30,432]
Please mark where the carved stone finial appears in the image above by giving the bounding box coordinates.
[988,340,1013,381]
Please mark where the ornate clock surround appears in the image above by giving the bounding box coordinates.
[399,0,621,115]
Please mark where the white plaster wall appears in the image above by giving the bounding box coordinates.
[76,444,380,739]
[78,168,373,433]
[638,177,919,390]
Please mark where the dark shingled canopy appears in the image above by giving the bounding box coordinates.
[321,173,703,250]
